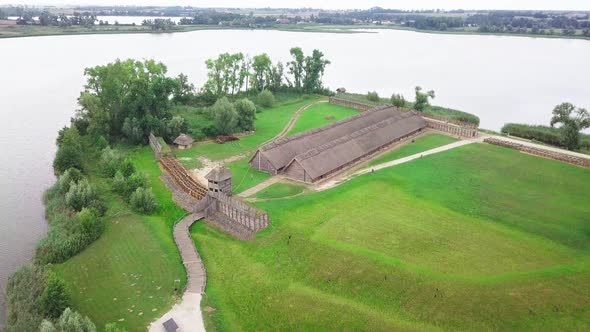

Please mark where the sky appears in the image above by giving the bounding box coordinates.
[1,0,589,11]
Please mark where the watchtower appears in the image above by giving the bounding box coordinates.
[205,166,232,195]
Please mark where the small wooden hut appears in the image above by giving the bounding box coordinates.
[173,133,194,149]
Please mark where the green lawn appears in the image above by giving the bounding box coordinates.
[228,159,271,194]
[176,96,319,162]
[287,103,359,136]
[254,182,306,199]
[192,143,590,331]
[54,147,187,331]
[368,133,458,166]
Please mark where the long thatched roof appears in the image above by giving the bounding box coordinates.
[251,105,426,181]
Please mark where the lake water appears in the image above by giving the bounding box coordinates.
[1,28,589,328]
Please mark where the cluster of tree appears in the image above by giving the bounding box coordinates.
[179,11,278,27]
[15,10,97,26]
[141,18,177,31]
[502,103,590,151]
[72,59,192,145]
[5,263,101,332]
[202,47,330,97]
[101,147,158,214]
[207,96,258,136]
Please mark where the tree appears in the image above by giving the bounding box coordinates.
[40,272,70,319]
[391,93,407,107]
[130,187,158,214]
[172,73,195,104]
[288,47,305,90]
[76,59,176,144]
[56,308,96,332]
[550,102,590,150]
[302,49,331,92]
[211,97,238,135]
[366,91,380,102]
[234,98,257,131]
[165,116,187,142]
[53,126,83,175]
[414,86,435,112]
[65,178,98,212]
[251,53,272,91]
[257,90,275,108]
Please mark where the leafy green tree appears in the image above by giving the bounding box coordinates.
[165,116,187,142]
[302,49,331,92]
[234,98,257,131]
[172,73,195,103]
[257,90,275,108]
[40,272,70,319]
[130,187,158,214]
[76,59,176,144]
[96,136,109,151]
[414,86,435,112]
[366,91,380,102]
[77,208,104,240]
[53,126,84,175]
[288,47,305,90]
[58,168,84,194]
[211,97,238,135]
[56,308,96,332]
[550,102,590,150]
[251,53,272,91]
[391,93,407,107]
[65,179,98,212]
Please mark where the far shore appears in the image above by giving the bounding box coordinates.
[1,23,590,40]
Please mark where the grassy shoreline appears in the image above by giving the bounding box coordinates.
[2,23,589,40]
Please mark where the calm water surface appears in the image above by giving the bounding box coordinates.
[1,28,589,327]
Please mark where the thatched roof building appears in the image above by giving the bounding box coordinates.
[173,133,194,149]
[250,106,426,183]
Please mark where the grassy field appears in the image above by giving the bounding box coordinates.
[368,133,458,166]
[175,96,319,163]
[254,182,306,199]
[287,103,359,136]
[192,143,590,331]
[54,147,187,330]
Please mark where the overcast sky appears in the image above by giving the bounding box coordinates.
[1,0,589,11]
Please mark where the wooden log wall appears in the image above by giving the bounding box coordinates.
[424,118,478,138]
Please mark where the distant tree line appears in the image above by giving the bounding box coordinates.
[141,18,177,30]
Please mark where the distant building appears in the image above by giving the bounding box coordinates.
[173,133,194,149]
[205,166,232,194]
[336,87,347,93]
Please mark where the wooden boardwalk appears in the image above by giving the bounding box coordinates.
[173,212,206,294]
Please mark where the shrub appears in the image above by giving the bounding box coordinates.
[234,98,257,131]
[130,187,158,214]
[40,272,70,319]
[5,264,47,332]
[257,89,275,108]
[96,136,109,151]
[57,168,84,194]
[56,308,96,332]
[65,179,98,212]
[113,171,148,199]
[53,126,83,175]
[501,123,590,150]
[100,147,124,177]
[366,91,380,102]
[211,97,238,135]
[391,94,406,108]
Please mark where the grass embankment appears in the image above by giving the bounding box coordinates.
[192,143,590,331]
[287,103,358,136]
[54,147,187,330]
[254,183,306,200]
[368,133,458,166]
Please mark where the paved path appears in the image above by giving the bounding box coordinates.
[150,212,206,332]
[314,137,483,192]
[237,176,281,198]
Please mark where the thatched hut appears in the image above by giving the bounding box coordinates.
[173,133,194,149]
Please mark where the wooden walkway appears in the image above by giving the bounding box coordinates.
[173,212,206,294]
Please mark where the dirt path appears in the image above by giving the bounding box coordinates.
[149,212,206,332]
[237,176,281,198]
[270,99,328,141]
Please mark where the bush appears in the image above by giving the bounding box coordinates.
[366,91,380,102]
[211,97,238,135]
[96,136,109,151]
[42,308,97,332]
[57,168,84,194]
[257,89,275,108]
[40,272,70,319]
[234,98,257,131]
[391,93,406,108]
[130,187,158,214]
[100,147,124,177]
[53,127,83,175]
[65,179,98,212]
[113,171,148,199]
[501,123,590,150]
[5,264,47,332]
